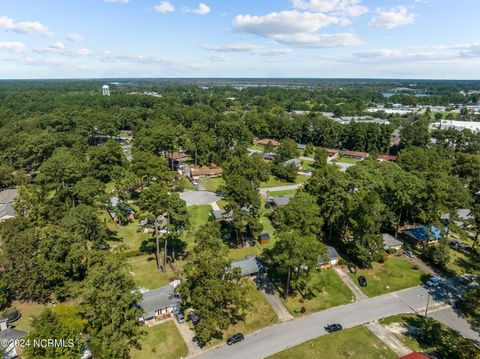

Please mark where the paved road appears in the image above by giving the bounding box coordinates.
[180,190,220,205]
[333,267,367,301]
[192,286,478,359]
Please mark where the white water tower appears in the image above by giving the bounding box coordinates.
[102,85,110,96]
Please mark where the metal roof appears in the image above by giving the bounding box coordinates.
[0,189,18,204]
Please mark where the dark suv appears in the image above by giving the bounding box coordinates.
[324,324,343,333]
[188,311,201,325]
[226,333,244,345]
[358,276,367,287]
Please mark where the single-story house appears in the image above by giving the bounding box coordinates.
[402,226,444,245]
[231,255,263,276]
[0,189,18,222]
[382,233,403,251]
[326,148,339,161]
[377,155,398,162]
[212,210,234,222]
[283,158,302,169]
[139,284,181,325]
[189,166,223,179]
[297,143,307,151]
[342,150,369,160]
[256,139,279,147]
[441,208,474,228]
[317,246,341,267]
[169,152,191,169]
[268,196,291,207]
[0,317,26,358]
[258,233,271,244]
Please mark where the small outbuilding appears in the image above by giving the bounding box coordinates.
[258,233,271,244]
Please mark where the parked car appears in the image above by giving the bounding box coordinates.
[348,266,357,274]
[427,276,443,287]
[404,250,416,258]
[358,276,367,287]
[324,324,343,333]
[192,336,204,348]
[188,311,201,325]
[174,311,185,324]
[226,333,244,345]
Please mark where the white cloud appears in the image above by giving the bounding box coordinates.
[202,43,293,56]
[154,1,175,13]
[209,55,229,62]
[67,33,86,43]
[104,0,130,3]
[0,16,53,37]
[0,41,27,53]
[292,0,368,17]
[191,3,211,15]
[233,10,361,48]
[368,6,416,29]
[50,41,65,50]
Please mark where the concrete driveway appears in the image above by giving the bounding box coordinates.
[180,190,220,205]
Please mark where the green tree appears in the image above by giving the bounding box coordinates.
[24,305,88,359]
[81,254,142,359]
[179,223,248,344]
[275,139,299,163]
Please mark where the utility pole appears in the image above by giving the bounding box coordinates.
[424,293,430,317]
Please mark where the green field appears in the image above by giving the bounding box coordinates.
[282,269,354,316]
[266,189,298,198]
[131,321,188,359]
[333,157,360,164]
[201,177,225,192]
[182,204,212,249]
[8,301,48,332]
[260,174,310,188]
[268,326,396,359]
[348,258,426,297]
[128,254,183,290]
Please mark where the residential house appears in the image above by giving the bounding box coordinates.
[169,152,191,170]
[342,150,369,160]
[212,210,234,222]
[139,284,181,325]
[0,317,26,358]
[283,158,302,169]
[402,226,444,246]
[264,152,276,161]
[441,208,474,228]
[382,233,403,251]
[256,139,280,147]
[297,143,307,151]
[326,148,339,161]
[267,196,291,207]
[377,155,398,162]
[231,255,263,277]
[189,166,223,180]
[0,189,18,222]
[317,246,341,267]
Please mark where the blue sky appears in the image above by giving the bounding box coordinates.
[0,0,479,79]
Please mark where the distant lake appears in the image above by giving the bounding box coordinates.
[382,92,430,98]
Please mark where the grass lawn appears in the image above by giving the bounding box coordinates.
[182,204,212,249]
[227,245,261,260]
[282,269,355,316]
[201,177,225,192]
[131,321,188,359]
[333,157,360,164]
[216,199,227,210]
[268,326,396,359]
[249,144,265,151]
[348,258,426,297]
[447,248,480,275]
[8,301,48,332]
[302,160,315,171]
[379,314,424,352]
[210,279,278,346]
[260,174,310,188]
[266,189,298,198]
[128,255,183,290]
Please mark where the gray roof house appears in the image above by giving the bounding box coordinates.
[0,317,26,358]
[212,210,234,222]
[382,233,403,251]
[441,208,474,227]
[231,255,263,276]
[283,158,302,168]
[139,285,181,322]
[317,246,341,267]
[0,189,18,222]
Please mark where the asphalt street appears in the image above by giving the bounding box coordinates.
[192,286,479,359]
